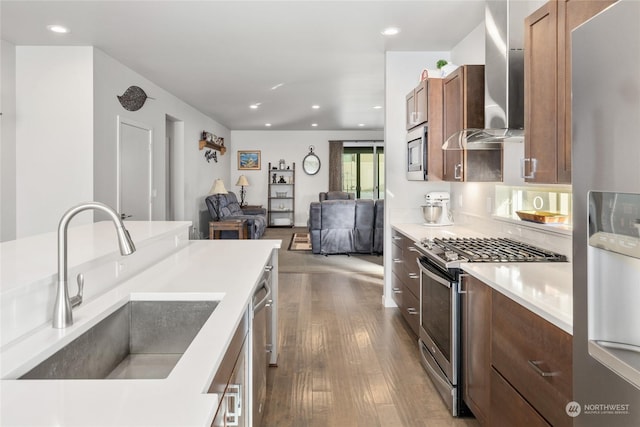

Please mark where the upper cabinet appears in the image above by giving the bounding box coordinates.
[442,65,485,181]
[406,79,428,130]
[405,78,445,180]
[524,0,616,184]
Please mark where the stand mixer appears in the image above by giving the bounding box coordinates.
[422,191,454,226]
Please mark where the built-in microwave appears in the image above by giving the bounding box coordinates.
[407,125,428,180]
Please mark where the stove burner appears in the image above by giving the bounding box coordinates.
[425,237,567,263]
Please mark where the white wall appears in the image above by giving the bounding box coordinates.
[451,22,485,66]
[92,49,230,231]
[15,47,94,238]
[230,130,383,226]
[383,51,456,307]
[1,40,17,242]
[0,45,229,240]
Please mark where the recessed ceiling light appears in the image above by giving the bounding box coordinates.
[265,123,272,127]
[271,83,284,90]
[249,103,262,109]
[311,123,318,127]
[47,24,70,34]
[373,105,383,110]
[358,124,365,127]
[381,27,400,36]
[311,105,320,109]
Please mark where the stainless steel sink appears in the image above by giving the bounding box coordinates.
[20,300,218,380]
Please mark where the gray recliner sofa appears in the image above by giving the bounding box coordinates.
[205,191,267,239]
[309,196,384,255]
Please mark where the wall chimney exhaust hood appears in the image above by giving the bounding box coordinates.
[444,0,545,149]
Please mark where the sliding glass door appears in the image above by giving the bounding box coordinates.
[342,143,384,199]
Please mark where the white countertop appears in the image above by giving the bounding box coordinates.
[0,237,281,426]
[391,222,573,335]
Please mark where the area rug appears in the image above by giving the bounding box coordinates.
[288,232,312,251]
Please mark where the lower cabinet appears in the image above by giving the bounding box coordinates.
[490,367,550,427]
[461,275,491,426]
[391,230,421,336]
[461,274,573,427]
[210,311,249,427]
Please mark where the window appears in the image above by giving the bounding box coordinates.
[342,143,384,199]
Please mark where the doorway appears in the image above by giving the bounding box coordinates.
[342,142,384,199]
[117,116,153,220]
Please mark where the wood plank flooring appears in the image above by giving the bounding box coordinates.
[262,228,479,427]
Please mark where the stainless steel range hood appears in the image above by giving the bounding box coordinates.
[444,0,545,149]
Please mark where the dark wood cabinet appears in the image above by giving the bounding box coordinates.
[490,368,551,427]
[405,78,445,179]
[390,230,420,336]
[524,0,616,183]
[461,275,491,426]
[492,291,573,427]
[406,80,428,130]
[442,65,485,181]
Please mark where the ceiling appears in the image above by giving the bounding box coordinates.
[1,1,485,131]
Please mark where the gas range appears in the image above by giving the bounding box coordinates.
[416,237,568,270]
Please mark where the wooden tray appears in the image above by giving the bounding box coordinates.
[516,210,569,224]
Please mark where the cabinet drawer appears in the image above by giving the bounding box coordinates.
[391,239,404,277]
[391,272,403,307]
[399,283,420,336]
[490,368,550,427]
[492,292,572,427]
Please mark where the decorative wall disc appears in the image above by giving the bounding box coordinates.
[117,86,151,111]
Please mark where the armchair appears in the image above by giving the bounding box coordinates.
[205,191,267,239]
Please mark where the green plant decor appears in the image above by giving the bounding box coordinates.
[436,59,448,69]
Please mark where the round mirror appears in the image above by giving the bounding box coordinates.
[302,146,321,175]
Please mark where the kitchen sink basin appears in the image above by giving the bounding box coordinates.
[20,300,218,380]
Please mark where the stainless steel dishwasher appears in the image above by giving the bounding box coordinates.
[252,264,272,427]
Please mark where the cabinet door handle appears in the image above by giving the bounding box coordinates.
[407,246,419,252]
[407,307,418,315]
[408,273,419,279]
[392,287,402,294]
[225,384,242,426]
[393,258,403,264]
[527,360,558,377]
[454,163,463,180]
[392,236,402,241]
[521,158,538,179]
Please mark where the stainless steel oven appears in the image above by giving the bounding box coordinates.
[414,237,567,417]
[417,255,463,416]
[407,125,428,181]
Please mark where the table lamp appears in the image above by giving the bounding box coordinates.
[209,179,228,221]
[236,175,250,207]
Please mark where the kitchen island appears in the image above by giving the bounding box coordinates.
[0,221,281,426]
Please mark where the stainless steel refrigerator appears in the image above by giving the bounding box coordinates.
[573,1,640,426]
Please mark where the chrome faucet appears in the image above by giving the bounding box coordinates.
[53,202,136,329]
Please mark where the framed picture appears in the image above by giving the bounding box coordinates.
[238,150,261,170]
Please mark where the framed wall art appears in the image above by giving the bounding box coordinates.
[238,150,261,170]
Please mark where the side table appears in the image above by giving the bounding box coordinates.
[209,219,248,240]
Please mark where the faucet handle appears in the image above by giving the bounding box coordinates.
[70,273,84,308]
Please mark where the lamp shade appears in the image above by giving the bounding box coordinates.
[236,175,249,187]
[209,179,228,195]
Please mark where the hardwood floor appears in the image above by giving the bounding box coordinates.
[261,228,479,427]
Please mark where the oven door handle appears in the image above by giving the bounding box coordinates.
[419,263,452,289]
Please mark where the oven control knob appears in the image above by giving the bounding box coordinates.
[421,238,434,249]
[444,251,458,261]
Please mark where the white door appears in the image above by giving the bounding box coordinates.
[117,117,152,220]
